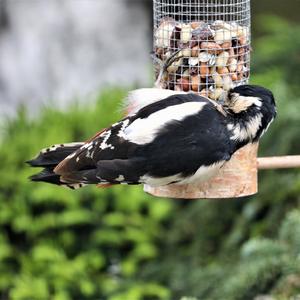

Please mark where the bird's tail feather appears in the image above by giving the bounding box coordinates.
[30,168,62,185]
[27,142,84,167]
[27,142,85,189]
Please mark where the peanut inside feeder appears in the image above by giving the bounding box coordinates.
[154,19,250,99]
[145,0,255,199]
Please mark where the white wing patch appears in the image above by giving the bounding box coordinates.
[99,130,115,150]
[127,88,187,114]
[124,102,207,145]
[117,119,130,139]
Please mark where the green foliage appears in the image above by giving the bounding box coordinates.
[137,16,300,300]
[0,89,173,300]
[0,16,300,300]
[141,17,300,300]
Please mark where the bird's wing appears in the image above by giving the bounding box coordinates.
[126,88,187,114]
[55,93,230,185]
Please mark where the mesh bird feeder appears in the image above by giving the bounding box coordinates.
[153,0,251,96]
[145,0,254,198]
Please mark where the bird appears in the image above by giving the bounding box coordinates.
[27,85,276,189]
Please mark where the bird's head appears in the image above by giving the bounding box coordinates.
[224,85,277,142]
[225,85,276,115]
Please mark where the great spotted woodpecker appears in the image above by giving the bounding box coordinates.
[28,85,276,189]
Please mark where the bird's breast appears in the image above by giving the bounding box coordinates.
[177,161,225,185]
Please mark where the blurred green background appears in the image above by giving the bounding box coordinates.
[0,2,300,300]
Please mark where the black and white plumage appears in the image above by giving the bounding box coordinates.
[28,85,276,189]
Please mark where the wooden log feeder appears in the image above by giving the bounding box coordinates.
[144,143,259,199]
[142,0,300,199]
[144,148,300,199]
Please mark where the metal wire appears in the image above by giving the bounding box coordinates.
[153,0,251,99]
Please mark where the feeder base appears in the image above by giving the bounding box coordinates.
[144,143,258,199]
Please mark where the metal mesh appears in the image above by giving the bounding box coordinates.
[153,0,251,100]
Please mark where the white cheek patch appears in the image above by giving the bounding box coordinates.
[124,102,207,145]
[246,114,263,138]
[230,95,262,113]
[229,113,262,141]
[231,123,248,141]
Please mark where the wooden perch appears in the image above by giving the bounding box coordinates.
[257,155,300,170]
[144,144,300,199]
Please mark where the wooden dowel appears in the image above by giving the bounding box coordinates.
[257,155,300,170]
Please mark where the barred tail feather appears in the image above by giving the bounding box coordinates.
[27,142,84,167]
[27,142,85,189]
